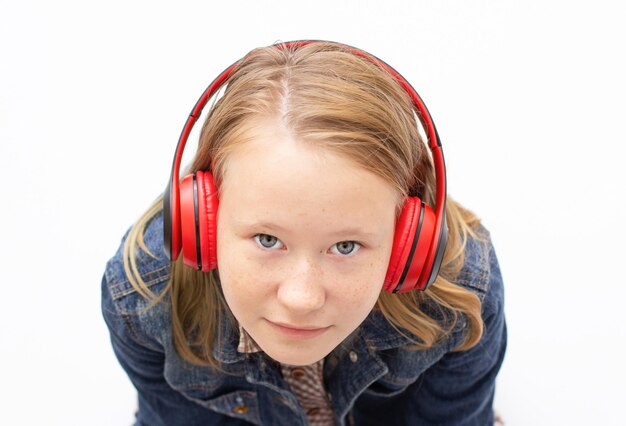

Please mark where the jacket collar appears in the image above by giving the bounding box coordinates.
[213,312,246,364]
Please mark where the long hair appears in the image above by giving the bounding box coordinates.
[123,42,484,368]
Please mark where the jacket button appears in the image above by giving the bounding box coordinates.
[349,351,358,363]
[307,407,320,416]
[233,404,249,415]
[291,367,306,379]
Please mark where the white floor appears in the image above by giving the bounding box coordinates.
[2,1,625,424]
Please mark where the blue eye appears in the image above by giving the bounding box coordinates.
[254,234,284,250]
[331,241,361,256]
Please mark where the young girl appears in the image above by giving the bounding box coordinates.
[102,41,506,426]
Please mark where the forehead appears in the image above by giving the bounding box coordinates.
[218,119,399,227]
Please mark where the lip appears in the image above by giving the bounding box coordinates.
[266,319,331,340]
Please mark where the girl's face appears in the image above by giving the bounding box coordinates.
[216,119,399,366]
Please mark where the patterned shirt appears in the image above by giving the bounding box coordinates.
[238,327,335,425]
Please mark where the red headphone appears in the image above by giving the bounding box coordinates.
[163,40,448,293]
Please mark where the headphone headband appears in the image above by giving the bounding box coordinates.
[164,40,448,291]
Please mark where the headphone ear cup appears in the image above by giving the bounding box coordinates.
[179,171,219,271]
[163,178,182,262]
[383,197,436,293]
[195,170,219,271]
[179,173,200,269]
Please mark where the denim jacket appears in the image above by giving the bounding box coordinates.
[101,212,506,426]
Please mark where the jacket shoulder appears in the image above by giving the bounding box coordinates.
[454,224,502,303]
[103,211,171,309]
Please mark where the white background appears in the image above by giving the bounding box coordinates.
[1,0,625,425]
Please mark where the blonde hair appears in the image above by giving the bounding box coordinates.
[123,42,484,368]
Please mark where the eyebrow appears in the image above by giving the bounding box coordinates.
[237,220,378,238]
[248,221,288,232]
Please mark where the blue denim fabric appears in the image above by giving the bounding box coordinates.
[101,212,506,425]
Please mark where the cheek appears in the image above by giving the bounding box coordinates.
[331,255,389,314]
[216,235,263,308]
[216,231,286,318]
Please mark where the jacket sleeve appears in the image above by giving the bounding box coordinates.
[100,274,242,426]
[352,236,507,426]
[406,237,507,425]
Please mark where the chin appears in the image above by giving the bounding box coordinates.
[263,345,331,366]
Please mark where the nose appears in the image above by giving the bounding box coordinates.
[276,256,326,314]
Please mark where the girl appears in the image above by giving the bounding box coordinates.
[102,41,506,425]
